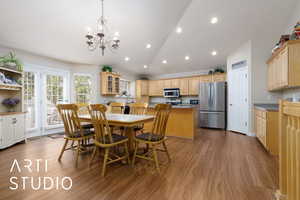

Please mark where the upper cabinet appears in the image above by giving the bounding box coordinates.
[267,40,300,91]
[136,73,226,97]
[149,80,164,96]
[212,73,227,82]
[188,77,200,96]
[100,72,121,95]
[136,80,149,97]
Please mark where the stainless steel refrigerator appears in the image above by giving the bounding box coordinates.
[198,82,226,129]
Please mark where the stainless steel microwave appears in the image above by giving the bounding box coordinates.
[163,88,180,98]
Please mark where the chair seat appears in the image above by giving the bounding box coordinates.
[135,133,164,142]
[100,133,128,144]
[68,129,94,138]
[81,123,93,129]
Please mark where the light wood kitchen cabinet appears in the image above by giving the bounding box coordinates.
[188,77,200,96]
[254,109,279,155]
[171,79,180,88]
[149,80,164,96]
[100,72,121,95]
[267,40,300,91]
[163,79,172,88]
[179,78,189,95]
[146,73,226,96]
[199,75,213,82]
[136,80,149,97]
[212,73,227,82]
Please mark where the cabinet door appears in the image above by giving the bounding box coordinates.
[141,81,149,96]
[114,76,120,94]
[163,79,172,89]
[212,73,227,82]
[107,75,113,94]
[179,78,189,95]
[14,115,25,141]
[188,77,200,96]
[1,116,14,147]
[280,47,289,87]
[171,79,180,88]
[148,80,156,96]
[200,75,212,82]
[157,80,164,96]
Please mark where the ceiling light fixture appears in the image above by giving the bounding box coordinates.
[143,65,148,69]
[176,27,182,34]
[146,44,152,49]
[185,56,190,60]
[210,17,218,24]
[162,60,168,64]
[85,0,120,56]
[211,51,217,56]
[125,57,130,61]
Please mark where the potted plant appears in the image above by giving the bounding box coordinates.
[2,98,20,112]
[214,67,225,74]
[102,65,112,72]
[0,52,23,71]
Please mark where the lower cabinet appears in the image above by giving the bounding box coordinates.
[254,109,279,155]
[0,113,26,149]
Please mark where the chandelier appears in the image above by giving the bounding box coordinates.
[85,0,120,56]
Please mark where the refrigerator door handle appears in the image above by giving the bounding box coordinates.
[209,83,212,107]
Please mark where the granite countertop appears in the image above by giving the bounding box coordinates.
[148,104,197,109]
[254,103,279,111]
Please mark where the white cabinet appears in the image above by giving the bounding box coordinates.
[0,114,26,149]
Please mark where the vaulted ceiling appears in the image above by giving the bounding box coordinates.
[0,0,298,76]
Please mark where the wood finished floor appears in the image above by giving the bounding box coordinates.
[0,129,278,200]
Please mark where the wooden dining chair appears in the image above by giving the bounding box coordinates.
[76,103,93,130]
[88,104,130,176]
[129,103,149,135]
[57,104,94,167]
[132,104,172,173]
[110,102,125,114]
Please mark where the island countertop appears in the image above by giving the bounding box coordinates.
[254,104,279,111]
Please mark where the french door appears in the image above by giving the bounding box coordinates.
[24,65,70,137]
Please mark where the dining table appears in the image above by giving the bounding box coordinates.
[78,113,155,153]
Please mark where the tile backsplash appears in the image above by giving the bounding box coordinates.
[283,88,300,100]
[150,96,198,104]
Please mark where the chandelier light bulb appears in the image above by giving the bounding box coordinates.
[144,65,148,69]
[146,44,152,49]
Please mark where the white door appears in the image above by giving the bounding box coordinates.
[228,66,249,134]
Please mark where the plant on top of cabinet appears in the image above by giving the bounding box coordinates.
[0,52,23,72]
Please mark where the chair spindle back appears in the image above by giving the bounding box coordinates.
[89,104,113,144]
[129,103,148,115]
[57,104,82,137]
[150,104,172,138]
[110,102,125,114]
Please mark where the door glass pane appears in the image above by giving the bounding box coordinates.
[24,72,36,129]
[46,75,64,126]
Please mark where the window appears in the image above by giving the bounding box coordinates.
[24,71,37,130]
[119,79,130,96]
[74,74,92,104]
[46,75,64,126]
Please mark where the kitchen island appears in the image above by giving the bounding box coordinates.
[144,104,198,139]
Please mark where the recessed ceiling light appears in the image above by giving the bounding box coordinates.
[211,51,217,56]
[162,60,167,64]
[211,17,218,24]
[114,32,120,36]
[143,65,148,69]
[125,57,130,61]
[176,27,182,34]
[185,56,190,60]
[146,44,152,49]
